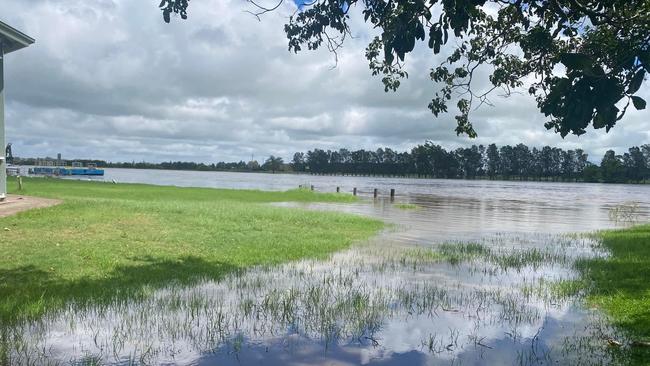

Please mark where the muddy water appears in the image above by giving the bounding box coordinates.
[4,181,649,365]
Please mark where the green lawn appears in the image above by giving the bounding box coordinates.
[0,177,382,324]
[576,224,650,364]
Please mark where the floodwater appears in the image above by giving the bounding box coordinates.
[5,169,650,365]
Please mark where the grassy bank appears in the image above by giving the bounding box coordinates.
[576,224,650,363]
[0,177,382,324]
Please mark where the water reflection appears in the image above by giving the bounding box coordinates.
[3,232,621,365]
[277,193,645,244]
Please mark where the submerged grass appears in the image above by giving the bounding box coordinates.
[0,177,383,324]
[575,224,650,364]
[394,203,421,210]
[402,241,570,270]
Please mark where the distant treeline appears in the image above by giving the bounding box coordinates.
[14,158,266,172]
[14,142,650,183]
[292,143,650,183]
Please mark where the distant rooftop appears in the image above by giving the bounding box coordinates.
[0,20,35,54]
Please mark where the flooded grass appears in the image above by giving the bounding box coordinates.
[394,203,421,210]
[0,178,382,327]
[0,231,625,365]
[399,241,574,271]
[1,178,647,365]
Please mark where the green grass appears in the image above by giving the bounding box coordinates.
[394,203,420,210]
[404,242,569,270]
[576,224,650,364]
[0,177,382,324]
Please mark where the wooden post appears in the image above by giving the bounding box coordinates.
[390,188,395,200]
[373,188,378,199]
[336,186,340,193]
[17,176,23,191]
[353,187,357,196]
[310,185,314,191]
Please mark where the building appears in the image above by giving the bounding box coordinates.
[0,20,34,201]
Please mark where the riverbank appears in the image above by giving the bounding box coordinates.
[577,224,650,364]
[0,177,383,324]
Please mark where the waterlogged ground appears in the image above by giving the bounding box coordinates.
[2,193,647,365]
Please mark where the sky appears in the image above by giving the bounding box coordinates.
[1,0,648,163]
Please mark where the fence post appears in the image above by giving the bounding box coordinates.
[353,187,357,196]
[310,185,314,191]
[373,188,378,199]
[390,188,395,200]
[336,186,340,193]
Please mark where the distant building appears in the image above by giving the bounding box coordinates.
[0,21,34,200]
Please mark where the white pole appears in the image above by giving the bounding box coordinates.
[0,41,7,201]
[0,42,5,201]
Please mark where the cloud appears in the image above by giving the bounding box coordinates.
[1,0,648,163]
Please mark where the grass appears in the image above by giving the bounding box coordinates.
[0,177,383,324]
[401,242,570,270]
[575,224,650,364]
[394,203,420,210]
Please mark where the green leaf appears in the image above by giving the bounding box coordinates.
[559,53,592,71]
[593,113,606,129]
[631,96,646,110]
[584,65,605,77]
[627,69,645,94]
[415,23,425,41]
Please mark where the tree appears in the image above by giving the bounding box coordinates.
[560,149,576,181]
[582,164,600,183]
[600,150,626,183]
[530,147,542,180]
[643,144,650,181]
[306,149,329,172]
[485,143,500,179]
[499,145,515,179]
[165,1,649,138]
[411,144,432,177]
[247,160,261,170]
[574,149,589,178]
[263,155,284,173]
[626,146,647,182]
[291,152,306,172]
[456,146,482,179]
[513,143,532,179]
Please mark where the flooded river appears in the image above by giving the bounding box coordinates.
[5,169,650,365]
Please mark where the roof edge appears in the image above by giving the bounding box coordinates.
[0,20,35,54]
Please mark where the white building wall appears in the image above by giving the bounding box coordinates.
[0,43,5,200]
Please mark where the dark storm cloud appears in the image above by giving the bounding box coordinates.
[1,0,648,163]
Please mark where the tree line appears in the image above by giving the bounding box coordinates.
[13,156,286,174]
[291,142,650,184]
[13,142,650,183]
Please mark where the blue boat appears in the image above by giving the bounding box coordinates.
[29,164,104,176]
